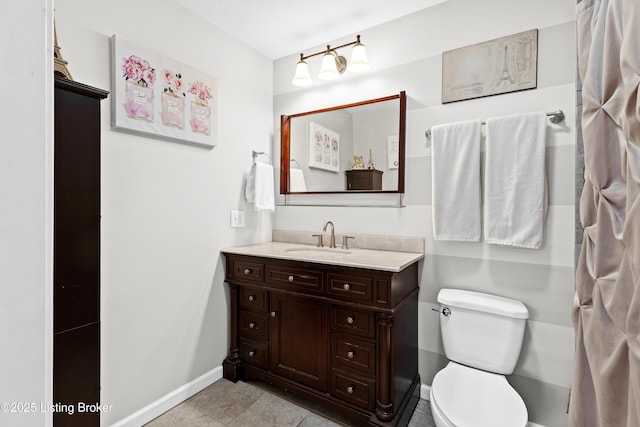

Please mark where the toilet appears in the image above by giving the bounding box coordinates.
[430,289,529,427]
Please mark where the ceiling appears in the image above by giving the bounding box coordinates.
[176,0,447,60]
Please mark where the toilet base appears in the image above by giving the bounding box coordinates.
[429,387,452,427]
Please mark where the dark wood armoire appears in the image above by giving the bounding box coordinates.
[53,77,108,426]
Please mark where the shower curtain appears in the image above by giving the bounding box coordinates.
[570,0,640,426]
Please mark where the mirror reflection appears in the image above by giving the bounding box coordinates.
[280,92,406,194]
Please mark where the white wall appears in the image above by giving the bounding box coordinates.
[0,1,54,426]
[54,0,273,425]
[274,1,576,426]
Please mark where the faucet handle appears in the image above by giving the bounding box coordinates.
[312,234,324,247]
[342,235,355,249]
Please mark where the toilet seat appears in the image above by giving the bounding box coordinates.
[431,362,528,427]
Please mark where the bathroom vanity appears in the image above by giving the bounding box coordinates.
[222,233,423,426]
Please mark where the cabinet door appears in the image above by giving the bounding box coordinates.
[54,85,101,333]
[270,293,327,391]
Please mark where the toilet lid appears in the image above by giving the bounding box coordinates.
[432,362,528,427]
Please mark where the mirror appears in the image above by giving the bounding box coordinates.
[280,91,406,194]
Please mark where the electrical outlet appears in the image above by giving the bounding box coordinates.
[230,210,245,228]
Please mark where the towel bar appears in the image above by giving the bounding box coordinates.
[424,110,565,139]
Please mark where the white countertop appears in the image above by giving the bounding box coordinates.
[221,241,424,272]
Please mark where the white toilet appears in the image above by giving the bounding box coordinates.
[430,288,529,427]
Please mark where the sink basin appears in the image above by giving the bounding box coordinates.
[284,247,352,255]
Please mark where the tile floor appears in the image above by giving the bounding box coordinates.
[145,378,436,427]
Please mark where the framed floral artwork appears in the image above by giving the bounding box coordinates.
[111,34,218,148]
[308,122,339,173]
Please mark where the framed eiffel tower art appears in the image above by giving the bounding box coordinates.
[441,29,537,103]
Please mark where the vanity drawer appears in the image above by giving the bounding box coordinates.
[266,264,323,294]
[331,334,376,376]
[239,310,269,340]
[330,369,376,411]
[232,259,264,282]
[331,305,376,339]
[327,272,373,304]
[239,287,268,312]
[240,338,268,369]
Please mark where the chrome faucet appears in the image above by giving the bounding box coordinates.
[323,220,336,248]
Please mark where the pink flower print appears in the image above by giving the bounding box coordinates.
[122,59,142,82]
[122,54,155,87]
[188,80,212,106]
[142,68,155,86]
[163,69,174,85]
[162,69,185,97]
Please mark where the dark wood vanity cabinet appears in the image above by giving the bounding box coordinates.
[346,169,383,190]
[223,254,420,426]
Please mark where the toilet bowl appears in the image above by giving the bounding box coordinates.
[430,362,528,427]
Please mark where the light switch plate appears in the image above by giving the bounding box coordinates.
[230,210,245,228]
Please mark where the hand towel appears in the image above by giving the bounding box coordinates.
[245,162,275,212]
[289,168,307,192]
[431,120,482,242]
[484,112,547,249]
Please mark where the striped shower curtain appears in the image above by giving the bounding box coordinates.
[570,0,640,426]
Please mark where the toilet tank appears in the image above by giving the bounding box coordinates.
[437,289,529,375]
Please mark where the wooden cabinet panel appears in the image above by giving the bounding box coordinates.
[331,334,376,375]
[330,369,376,411]
[53,323,100,427]
[231,259,264,282]
[270,293,328,391]
[345,169,383,190]
[239,310,269,340]
[53,78,107,427]
[239,286,268,312]
[327,271,373,304]
[331,305,376,339]
[54,80,105,333]
[266,264,324,294]
[240,338,269,369]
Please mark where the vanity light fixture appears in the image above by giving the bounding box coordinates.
[292,35,370,86]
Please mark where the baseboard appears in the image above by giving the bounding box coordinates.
[420,383,431,401]
[419,383,545,427]
[110,366,223,427]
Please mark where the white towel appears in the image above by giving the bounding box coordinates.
[431,120,482,242]
[484,112,547,249]
[289,168,307,192]
[245,162,275,212]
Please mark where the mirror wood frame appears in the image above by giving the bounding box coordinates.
[280,91,406,194]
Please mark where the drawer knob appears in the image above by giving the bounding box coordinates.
[244,268,252,275]
[288,275,295,282]
[248,350,256,357]
[249,322,257,329]
[347,385,355,395]
[347,350,355,359]
[271,311,278,318]
[248,295,255,302]
[346,316,355,325]
[343,283,350,291]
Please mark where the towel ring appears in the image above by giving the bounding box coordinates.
[252,150,272,164]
